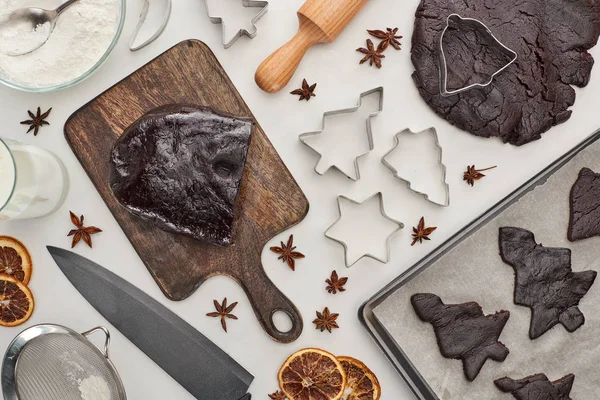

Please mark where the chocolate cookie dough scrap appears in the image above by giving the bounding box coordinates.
[568,167,600,242]
[499,227,597,339]
[411,293,510,381]
[495,373,575,400]
[109,105,253,246]
[412,0,600,145]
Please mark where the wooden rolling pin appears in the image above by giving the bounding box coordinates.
[255,0,369,93]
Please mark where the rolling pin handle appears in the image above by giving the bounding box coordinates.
[255,20,323,93]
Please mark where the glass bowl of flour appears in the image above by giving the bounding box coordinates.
[0,0,125,92]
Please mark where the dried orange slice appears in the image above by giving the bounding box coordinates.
[0,273,34,327]
[278,348,347,400]
[337,356,381,400]
[0,236,32,284]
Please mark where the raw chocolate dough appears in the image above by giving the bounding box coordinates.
[109,105,253,246]
[495,373,575,400]
[411,293,510,381]
[412,0,600,146]
[499,227,597,339]
[568,167,600,241]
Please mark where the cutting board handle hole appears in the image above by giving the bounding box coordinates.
[272,310,294,333]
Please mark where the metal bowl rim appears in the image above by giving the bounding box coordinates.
[0,0,126,93]
[1,323,126,400]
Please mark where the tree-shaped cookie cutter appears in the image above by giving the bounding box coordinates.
[299,87,384,181]
[438,14,518,97]
[381,127,450,207]
[325,192,403,267]
[204,0,268,49]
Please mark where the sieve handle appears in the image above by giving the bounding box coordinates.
[81,326,111,358]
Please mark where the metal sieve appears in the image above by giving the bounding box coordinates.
[1,324,126,400]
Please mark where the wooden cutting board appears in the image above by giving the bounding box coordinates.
[64,40,309,343]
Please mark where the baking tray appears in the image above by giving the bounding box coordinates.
[359,129,600,400]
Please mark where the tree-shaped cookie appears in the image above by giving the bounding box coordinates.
[499,227,597,339]
[495,373,575,400]
[568,167,600,241]
[411,293,510,381]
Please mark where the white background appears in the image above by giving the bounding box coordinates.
[1,0,600,399]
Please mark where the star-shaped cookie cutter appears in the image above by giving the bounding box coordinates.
[299,87,384,181]
[204,0,268,49]
[438,14,518,97]
[325,192,404,267]
[381,127,450,207]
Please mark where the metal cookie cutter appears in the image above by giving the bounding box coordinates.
[205,0,269,49]
[129,0,172,51]
[299,87,384,181]
[382,127,450,207]
[325,192,404,267]
[438,14,517,96]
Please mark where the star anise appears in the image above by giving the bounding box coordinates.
[68,211,102,248]
[325,270,348,294]
[270,234,305,271]
[313,307,339,333]
[206,297,238,332]
[411,217,437,246]
[356,39,386,68]
[20,107,51,136]
[290,78,317,101]
[463,165,497,186]
[269,391,287,400]
[367,27,403,51]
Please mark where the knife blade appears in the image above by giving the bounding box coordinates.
[47,246,253,400]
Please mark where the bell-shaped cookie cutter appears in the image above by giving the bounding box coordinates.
[381,127,450,207]
[299,87,384,181]
[325,192,404,268]
[438,14,518,97]
[205,0,269,49]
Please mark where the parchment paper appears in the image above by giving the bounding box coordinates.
[373,138,600,399]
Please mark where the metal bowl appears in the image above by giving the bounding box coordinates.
[1,324,127,400]
[0,0,126,92]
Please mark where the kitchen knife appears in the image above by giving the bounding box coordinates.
[47,246,253,400]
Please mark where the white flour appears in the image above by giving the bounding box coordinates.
[0,0,119,87]
[0,20,51,55]
[78,375,111,400]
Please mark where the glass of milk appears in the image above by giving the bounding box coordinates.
[0,137,68,220]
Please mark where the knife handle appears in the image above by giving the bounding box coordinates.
[240,265,303,343]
